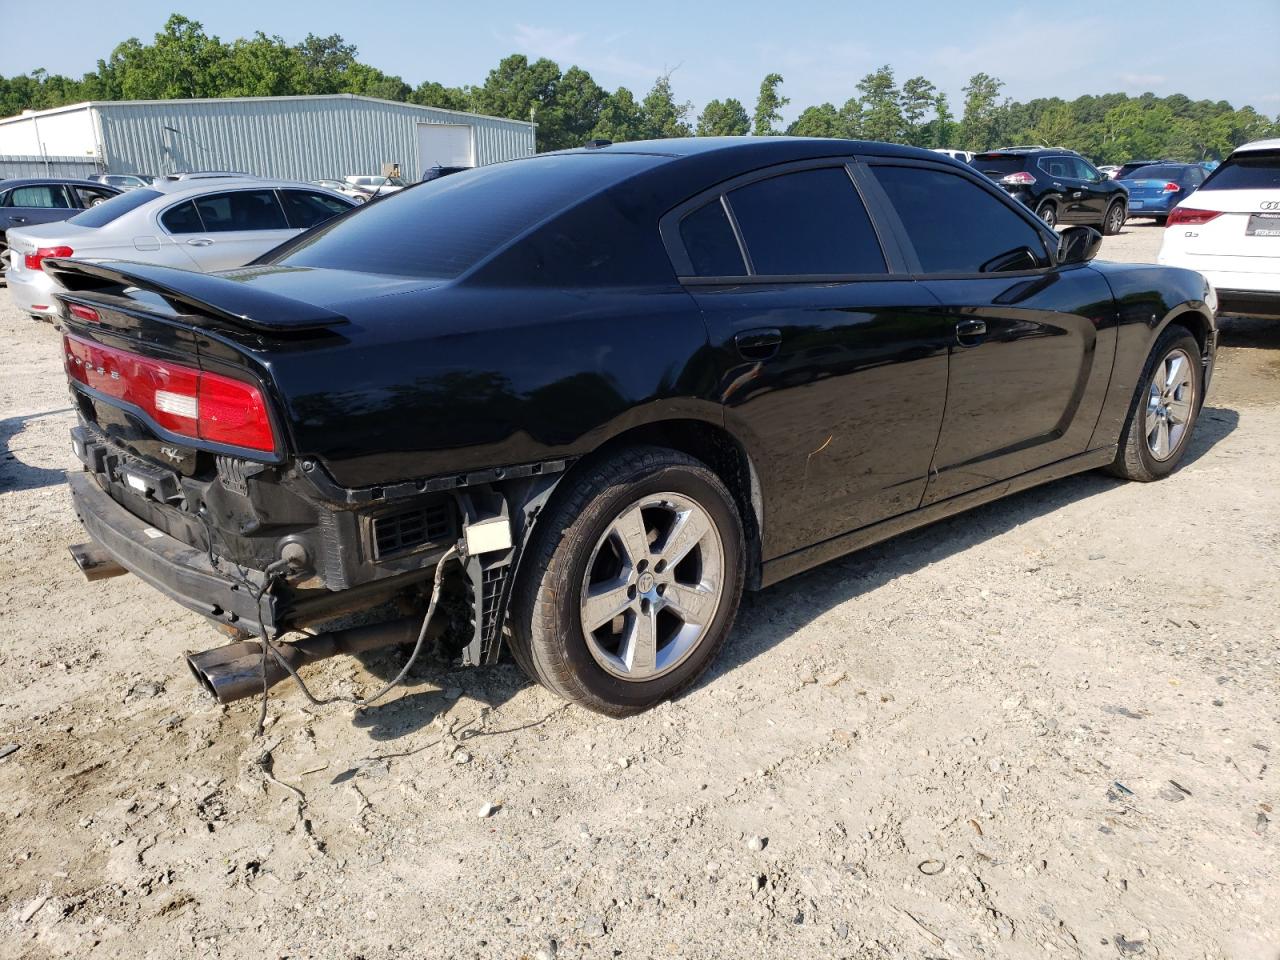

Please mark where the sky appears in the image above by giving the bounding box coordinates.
[2,0,1278,120]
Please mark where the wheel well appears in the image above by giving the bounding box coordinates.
[576,420,764,589]
[1168,310,1212,358]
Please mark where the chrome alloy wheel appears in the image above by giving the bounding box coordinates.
[1145,347,1196,461]
[579,492,725,682]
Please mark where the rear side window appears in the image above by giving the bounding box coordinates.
[1201,152,1280,191]
[5,185,70,208]
[194,190,288,232]
[727,167,886,276]
[68,188,162,227]
[873,165,1048,274]
[277,153,665,280]
[280,190,352,229]
[678,199,745,277]
[161,201,203,234]
[1037,156,1074,179]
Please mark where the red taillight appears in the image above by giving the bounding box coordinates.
[24,245,73,270]
[1167,207,1222,227]
[63,334,276,454]
[68,304,100,323]
[1162,182,1181,193]
[1000,171,1036,185]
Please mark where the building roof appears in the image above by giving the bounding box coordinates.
[0,94,535,130]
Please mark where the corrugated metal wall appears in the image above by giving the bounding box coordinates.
[94,96,536,180]
[0,155,100,179]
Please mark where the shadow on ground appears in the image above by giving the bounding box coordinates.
[0,408,72,492]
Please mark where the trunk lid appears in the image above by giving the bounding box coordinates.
[1172,188,1280,259]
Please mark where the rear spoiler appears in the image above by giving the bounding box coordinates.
[43,259,347,333]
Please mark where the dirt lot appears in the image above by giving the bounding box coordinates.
[1,222,1278,960]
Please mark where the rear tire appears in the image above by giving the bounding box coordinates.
[509,446,745,716]
[1101,200,1126,236]
[1035,200,1058,229]
[1106,325,1203,481]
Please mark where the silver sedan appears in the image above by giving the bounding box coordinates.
[4,177,356,319]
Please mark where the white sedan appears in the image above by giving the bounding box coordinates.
[1158,138,1280,318]
[4,178,356,319]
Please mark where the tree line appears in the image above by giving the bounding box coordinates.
[3,15,1276,163]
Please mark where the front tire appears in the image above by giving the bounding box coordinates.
[1101,200,1126,236]
[1107,325,1203,481]
[509,447,745,716]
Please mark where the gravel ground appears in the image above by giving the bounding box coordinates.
[1,224,1277,960]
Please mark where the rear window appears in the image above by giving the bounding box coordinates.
[1200,152,1280,191]
[276,153,665,279]
[972,155,1027,177]
[1119,164,1188,181]
[68,188,162,227]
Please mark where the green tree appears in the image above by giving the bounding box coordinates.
[638,73,692,139]
[1025,102,1076,148]
[958,72,1005,150]
[752,73,788,135]
[856,65,903,142]
[786,103,847,138]
[697,98,750,136]
[552,66,607,146]
[591,87,645,142]
[900,75,940,146]
[410,81,473,112]
[472,54,562,147]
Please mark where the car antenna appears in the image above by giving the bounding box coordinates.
[584,138,612,149]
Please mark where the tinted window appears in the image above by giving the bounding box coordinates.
[874,165,1048,273]
[973,155,1028,178]
[727,167,885,276]
[5,185,70,208]
[278,153,664,279]
[1187,167,1206,185]
[1072,157,1102,180]
[1116,161,1160,179]
[68,188,162,227]
[161,200,203,234]
[1037,156,1074,179]
[1120,164,1188,182]
[280,190,352,229]
[1201,152,1280,191]
[194,190,288,232]
[678,199,745,277]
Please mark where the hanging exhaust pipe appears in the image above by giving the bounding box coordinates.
[185,617,437,705]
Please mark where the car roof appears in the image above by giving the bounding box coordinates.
[557,136,944,163]
[0,177,120,188]
[152,178,349,196]
[1233,138,1280,154]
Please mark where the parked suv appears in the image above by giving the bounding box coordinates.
[973,147,1129,234]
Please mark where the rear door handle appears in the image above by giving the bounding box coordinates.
[955,319,987,347]
[10,216,26,224]
[186,238,213,247]
[734,328,782,361]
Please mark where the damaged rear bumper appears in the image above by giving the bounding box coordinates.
[68,471,279,634]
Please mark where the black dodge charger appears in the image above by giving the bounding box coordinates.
[50,137,1217,718]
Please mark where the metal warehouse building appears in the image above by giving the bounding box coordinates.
[0,94,537,181]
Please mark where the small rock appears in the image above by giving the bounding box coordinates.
[454,751,472,765]
[0,744,18,761]
[534,939,558,960]
[19,895,48,923]
[478,802,498,818]
[798,666,817,685]
[581,915,606,938]
[616,757,629,770]
[1158,781,1190,802]
[1114,933,1146,955]
[987,758,1004,774]
[746,835,767,852]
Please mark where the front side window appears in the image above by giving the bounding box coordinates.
[193,190,288,232]
[280,190,352,229]
[160,200,203,234]
[678,199,746,277]
[726,167,886,276]
[5,185,70,208]
[873,165,1049,274]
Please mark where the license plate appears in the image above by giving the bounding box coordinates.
[1246,213,1280,237]
[1130,200,1144,208]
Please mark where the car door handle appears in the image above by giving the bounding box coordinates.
[734,328,782,361]
[10,216,26,224]
[186,238,213,246]
[955,319,987,347]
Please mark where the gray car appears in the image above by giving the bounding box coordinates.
[0,178,121,265]
[4,177,356,318]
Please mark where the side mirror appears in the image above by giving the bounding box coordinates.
[1057,225,1102,265]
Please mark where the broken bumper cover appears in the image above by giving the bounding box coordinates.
[68,471,277,633]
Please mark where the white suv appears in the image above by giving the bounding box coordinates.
[1158,139,1280,318]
